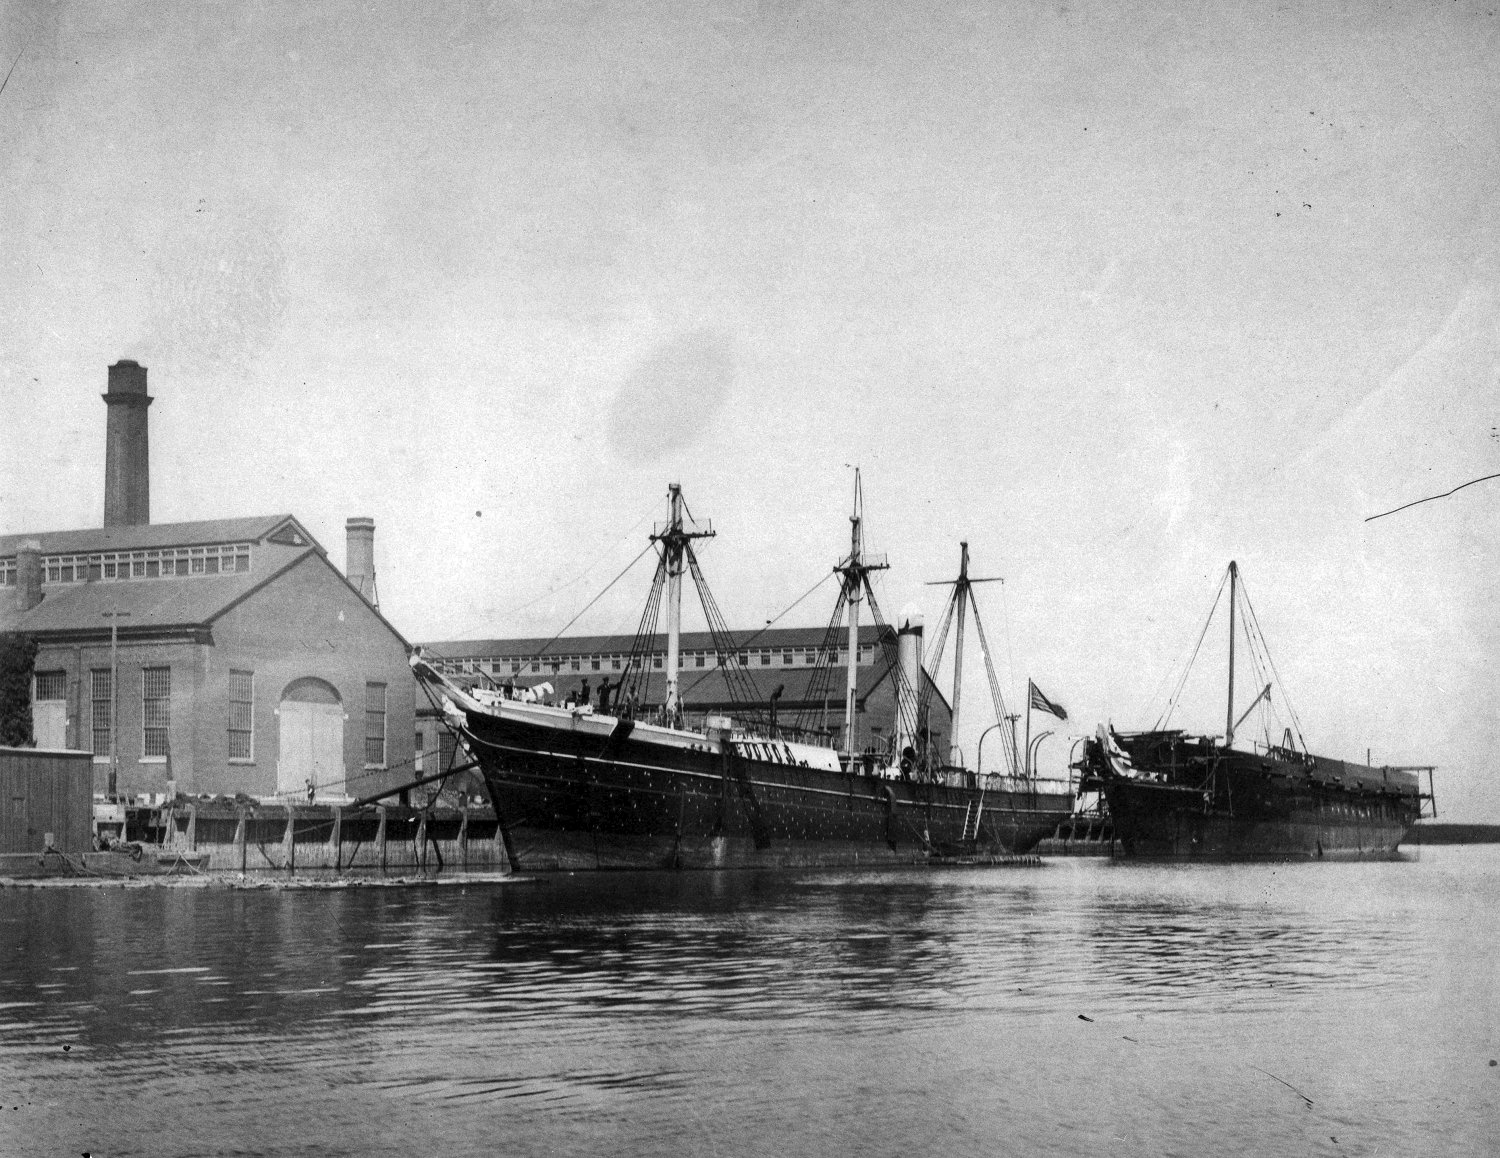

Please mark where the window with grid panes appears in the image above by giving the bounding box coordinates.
[365,682,387,766]
[229,670,254,761]
[34,671,66,701]
[142,667,170,757]
[90,669,112,757]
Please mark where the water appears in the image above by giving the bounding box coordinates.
[2,849,1496,1158]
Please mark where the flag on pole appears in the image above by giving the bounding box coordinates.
[1028,680,1068,721]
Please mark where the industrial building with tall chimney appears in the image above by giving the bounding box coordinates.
[0,361,413,804]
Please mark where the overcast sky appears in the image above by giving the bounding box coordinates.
[2,1,1496,816]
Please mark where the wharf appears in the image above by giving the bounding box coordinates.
[1,800,510,881]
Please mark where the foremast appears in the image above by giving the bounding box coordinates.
[651,484,715,721]
[835,470,887,758]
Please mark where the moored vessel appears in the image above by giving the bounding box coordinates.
[1078,562,1434,859]
[414,480,1073,870]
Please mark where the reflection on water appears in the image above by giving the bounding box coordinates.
[2,851,1496,1157]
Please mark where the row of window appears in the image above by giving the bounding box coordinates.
[35,670,389,767]
[434,646,876,678]
[0,543,253,587]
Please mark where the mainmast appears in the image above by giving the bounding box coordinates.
[1224,560,1238,749]
[835,470,886,757]
[651,484,714,721]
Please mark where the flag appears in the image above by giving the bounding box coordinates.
[1028,680,1068,721]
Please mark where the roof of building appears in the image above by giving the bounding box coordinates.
[0,540,316,635]
[0,514,410,647]
[419,623,891,657]
[0,514,321,556]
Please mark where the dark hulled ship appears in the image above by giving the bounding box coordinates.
[1078,562,1434,860]
[414,481,1073,871]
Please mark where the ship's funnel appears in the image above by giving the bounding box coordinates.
[894,611,924,764]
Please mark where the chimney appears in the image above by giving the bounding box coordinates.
[102,360,153,527]
[17,540,43,611]
[345,517,378,607]
[894,611,924,759]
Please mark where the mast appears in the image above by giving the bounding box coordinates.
[924,544,1003,767]
[1224,560,1238,749]
[950,542,968,765]
[835,470,887,757]
[651,484,713,722]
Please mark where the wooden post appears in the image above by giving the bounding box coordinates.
[186,804,197,853]
[328,806,342,872]
[376,806,387,874]
[415,810,428,873]
[235,808,247,874]
[282,806,296,873]
[458,804,469,871]
[493,814,509,874]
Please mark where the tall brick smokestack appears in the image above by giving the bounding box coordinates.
[345,517,378,608]
[103,360,153,526]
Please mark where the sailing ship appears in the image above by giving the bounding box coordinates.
[412,480,1073,870]
[1077,562,1435,859]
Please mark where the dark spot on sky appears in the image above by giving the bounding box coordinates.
[609,329,735,462]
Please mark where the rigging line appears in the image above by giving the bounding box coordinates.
[966,594,1018,777]
[998,579,1018,694]
[683,545,764,709]
[789,586,849,735]
[1154,569,1229,732]
[496,497,663,620]
[1365,471,1500,523]
[520,539,658,669]
[0,46,22,102]
[1237,573,1308,749]
[676,566,839,709]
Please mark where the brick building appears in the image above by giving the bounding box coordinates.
[0,361,413,804]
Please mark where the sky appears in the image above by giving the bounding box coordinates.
[2,1,1497,816]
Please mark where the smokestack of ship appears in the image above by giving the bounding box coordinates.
[894,610,924,762]
[102,360,152,527]
[345,517,378,608]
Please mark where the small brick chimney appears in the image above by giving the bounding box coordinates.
[103,360,153,527]
[345,517,378,608]
[16,540,43,611]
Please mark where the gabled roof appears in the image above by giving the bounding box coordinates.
[0,515,322,557]
[419,623,891,657]
[0,540,316,635]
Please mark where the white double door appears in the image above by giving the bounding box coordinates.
[277,701,345,799]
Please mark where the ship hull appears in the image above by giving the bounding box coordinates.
[462,708,1071,871]
[1098,777,1416,860]
[1084,731,1424,862]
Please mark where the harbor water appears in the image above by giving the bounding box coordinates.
[2,848,1496,1157]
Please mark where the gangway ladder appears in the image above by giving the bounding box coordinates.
[961,794,985,842]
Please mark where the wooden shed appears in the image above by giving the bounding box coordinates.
[0,746,94,854]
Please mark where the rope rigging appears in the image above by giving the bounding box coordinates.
[1147,564,1309,756]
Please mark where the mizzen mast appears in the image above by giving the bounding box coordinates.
[923,541,1006,767]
